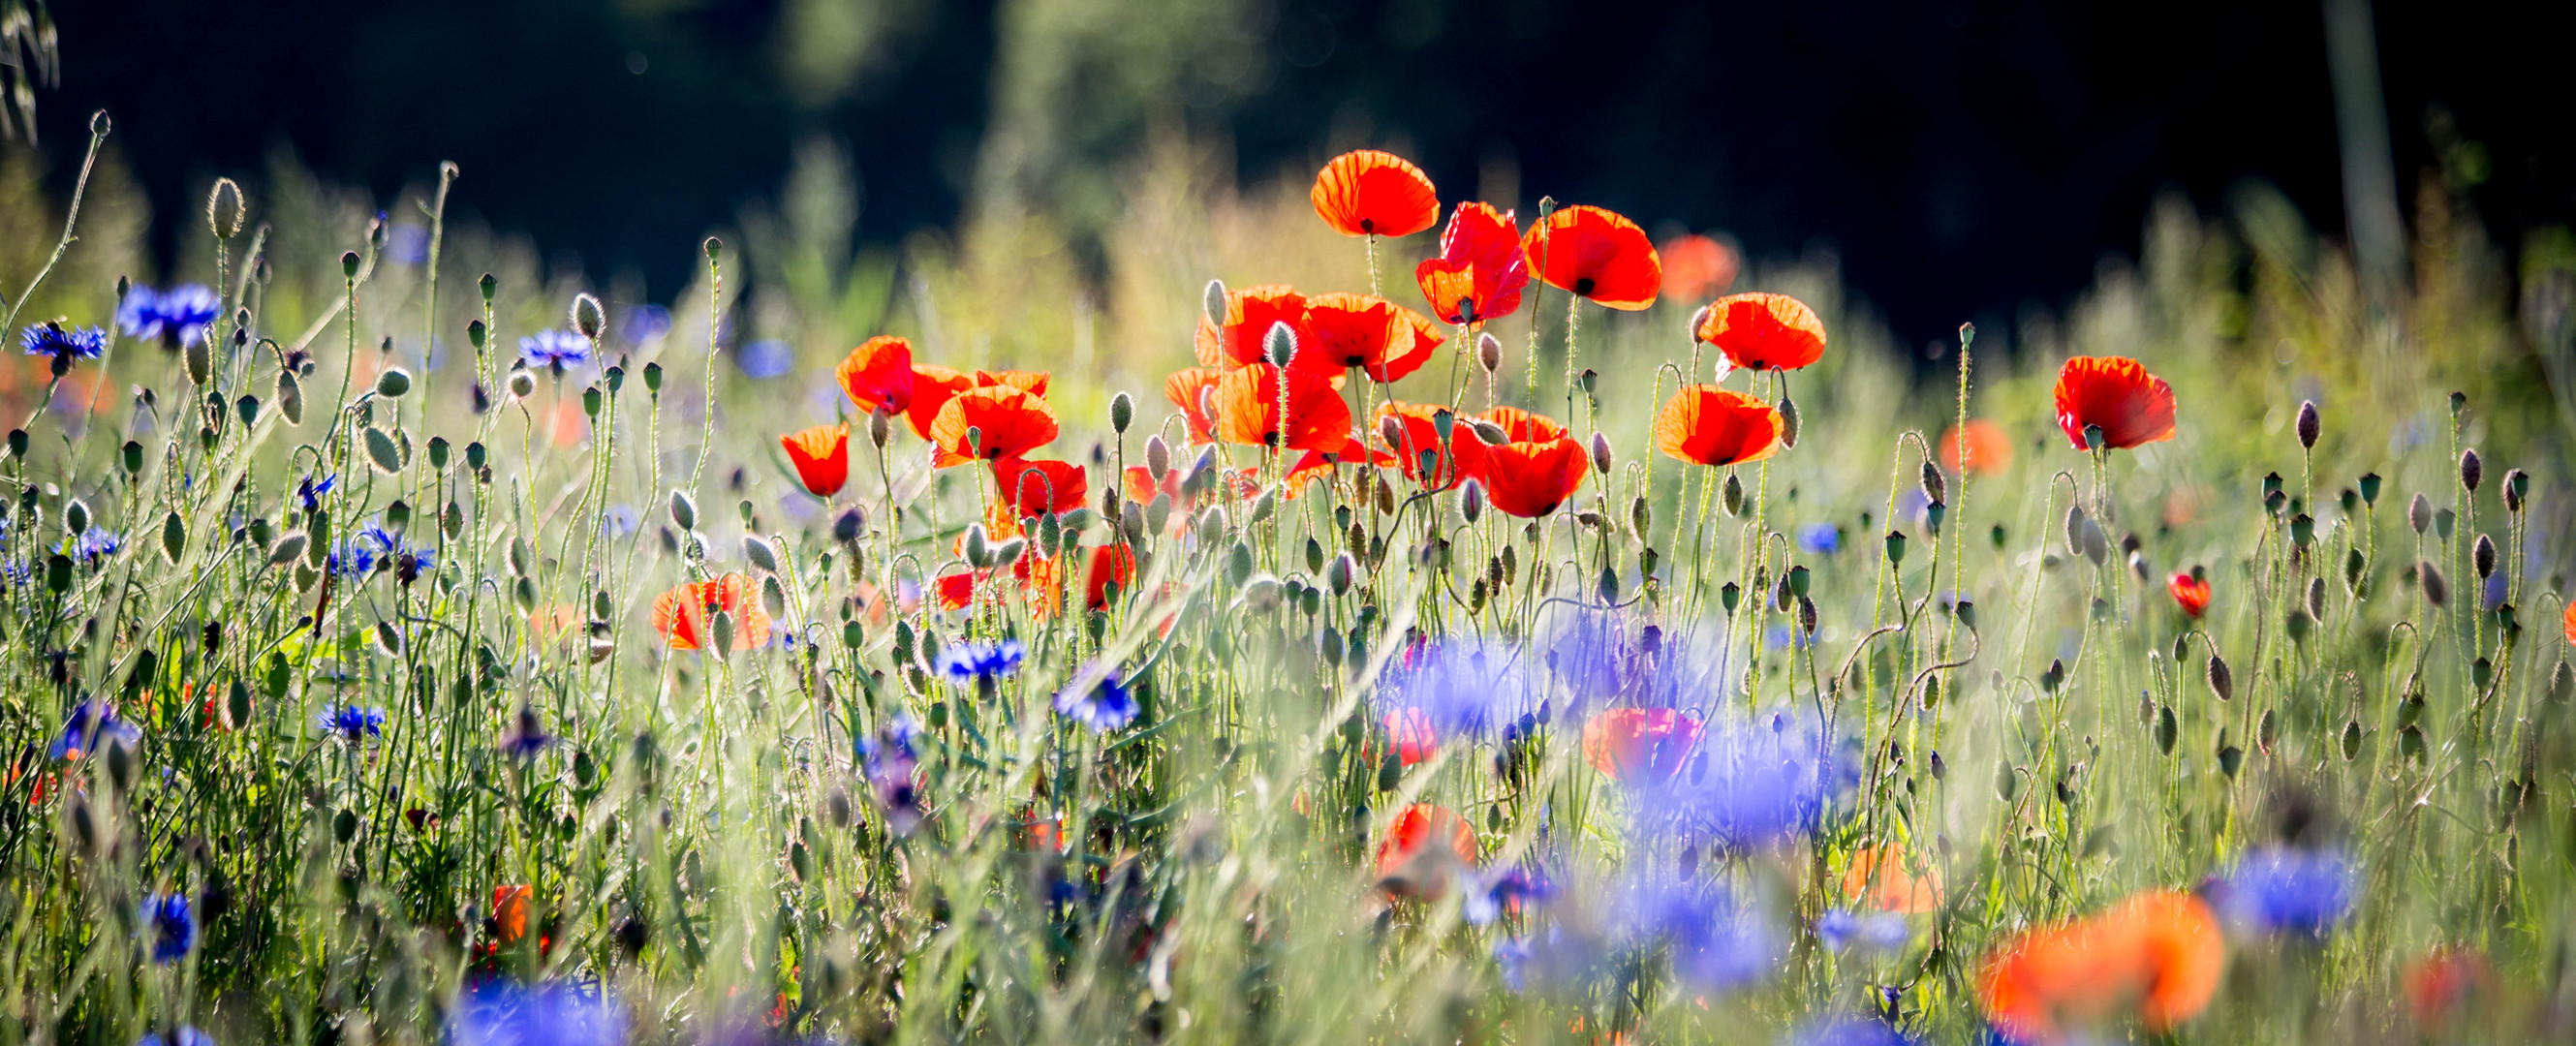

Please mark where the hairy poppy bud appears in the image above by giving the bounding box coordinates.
[669,489,697,531]
[374,367,412,399]
[507,368,537,400]
[2418,560,2447,606]
[1263,321,1297,365]
[1109,391,1133,434]
[2460,449,2482,493]
[2207,653,2232,702]
[1590,432,1613,476]
[1377,414,1404,452]
[1203,279,1227,329]
[1477,332,1502,375]
[571,293,606,341]
[1469,419,1509,446]
[1920,460,1945,505]
[1459,478,1485,524]
[1688,304,1713,342]
[2448,390,2467,415]
[2064,505,2088,558]
[2473,534,2496,579]
[1144,435,1170,481]
[2357,472,2381,506]
[2407,493,2432,535]
[1722,473,1744,517]
[2295,400,2319,448]
[1778,397,1801,448]
[867,407,890,448]
[2502,468,2528,511]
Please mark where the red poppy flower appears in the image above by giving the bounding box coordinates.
[1081,543,1137,610]
[903,363,976,440]
[1164,368,1226,444]
[1975,889,2224,1042]
[1842,846,1943,915]
[1311,149,1439,238]
[1660,232,1738,301]
[1213,363,1351,452]
[2561,603,2574,647]
[2168,571,2211,618]
[651,574,773,651]
[1695,292,1825,371]
[2403,947,2490,1029]
[1379,708,1439,766]
[491,884,534,945]
[1375,803,1476,879]
[1580,708,1703,783]
[1414,202,1532,325]
[1295,292,1445,384]
[780,423,850,497]
[835,336,916,416]
[1654,385,1785,467]
[991,457,1087,518]
[1480,406,1568,444]
[2053,355,2177,450]
[975,369,1049,397]
[1123,464,1187,510]
[1521,204,1660,310]
[935,569,980,611]
[1377,401,1486,489]
[1196,285,1310,369]
[1477,436,1588,518]
[1940,418,2014,476]
[929,385,1060,467]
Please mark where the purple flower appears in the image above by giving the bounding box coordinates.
[618,304,671,345]
[1381,637,1534,738]
[450,980,626,1046]
[1797,522,1842,555]
[939,639,1025,683]
[51,700,140,759]
[138,1028,215,1046]
[320,704,386,743]
[1637,710,1844,848]
[518,329,591,372]
[143,892,194,963]
[20,322,104,360]
[859,715,923,835]
[62,528,122,565]
[1492,924,1608,994]
[503,705,552,759]
[297,473,336,512]
[1463,866,1554,926]
[1622,876,1781,992]
[2208,845,2356,935]
[1054,667,1138,732]
[737,339,795,379]
[118,285,219,348]
[1816,908,1909,953]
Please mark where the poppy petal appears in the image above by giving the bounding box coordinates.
[1654,385,1785,467]
[779,423,851,497]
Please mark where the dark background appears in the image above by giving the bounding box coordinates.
[34,0,2576,352]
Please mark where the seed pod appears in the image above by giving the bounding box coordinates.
[709,611,735,656]
[1477,332,1502,374]
[507,369,537,399]
[375,367,412,399]
[1996,761,2020,802]
[2206,653,2232,702]
[1589,431,1613,475]
[1722,473,1745,516]
[2295,400,2319,448]
[2418,560,2447,606]
[2459,448,2482,493]
[1884,530,1908,565]
[2408,493,2432,534]
[2473,534,2497,578]
[1109,391,1134,434]
[2504,468,2529,510]
[1778,397,1802,448]
[1920,460,1946,505]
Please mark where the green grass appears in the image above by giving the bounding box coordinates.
[0,123,2568,1046]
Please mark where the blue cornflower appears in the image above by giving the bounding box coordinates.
[319,704,386,742]
[503,705,552,759]
[20,322,105,361]
[1797,522,1843,556]
[737,339,794,379]
[1463,866,1554,926]
[1053,667,1138,733]
[1816,908,1909,953]
[1639,710,1844,848]
[118,285,220,348]
[518,329,591,372]
[1782,1016,1918,1046]
[327,539,379,578]
[2207,845,2357,936]
[857,715,923,834]
[51,699,140,759]
[142,892,195,963]
[618,304,670,345]
[358,522,400,551]
[0,560,32,587]
[138,1028,216,1046]
[1623,877,1782,992]
[1381,637,1534,739]
[62,528,123,565]
[450,980,626,1046]
[296,474,336,513]
[387,223,430,264]
[938,639,1025,683]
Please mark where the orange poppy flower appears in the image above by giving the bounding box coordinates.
[1660,233,1738,301]
[2562,603,2574,647]
[1842,845,1943,914]
[1480,406,1569,444]
[2053,356,2177,450]
[1164,367,1226,444]
[1694,292,1825,372]
[1376,401,1486,490]
[1654,385,1785,467]
[650,573,773,651]
[1477,436,1588,518]
[1196,284,1310,369]
[1375,803,1476,879]
[1295,292,1445,384]
[1414,201,1532,325]
[1975,889,2224,1043]
[902,363,977,440]
[1123,464,1189,510]
[975,369,1049,397]
[780,423,851,497]
[1213,363,1351,452]
[1580,708,1703,783]
[2167,571,2211,618]
[491,884,534,945]
[991,456,1087,518]
[1940,418,2013,476]
[1522,205,1660,310]
[835,335,916,416]
[1311,149,1440,238]
[929,385,1059,467]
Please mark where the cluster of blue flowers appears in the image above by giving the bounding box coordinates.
[2208,845,2357,936]
[330,520,436,580]
[1381,637,1535,738]
[60,527,122,566]
[320,704,387,743]
[518,329,592,372]
[450,980,626,1046]
[858,715,923,835]
[117,284,220,349]
[1635,709,1845,849]
[1053,666,1138,733]
[51,699,140,759]
[143,891,195,964]
[938,639,1025,683]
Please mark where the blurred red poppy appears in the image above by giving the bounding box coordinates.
[1196,285,1311,369]
[991,456,1088,518]
[1311,149,1440,238]
[929,385,1060,467]
[2402,946,2489,1030]
[1842,845,1943,914]
[1695,292,1826,372]
[650,573,772,651]
[2053,355,2177,450]
[1522,205,1660,310]
[935,569,980,611]
[1659,233,1738,301]
[1381,708,1439,766]
[2167,571,2211,618]
[1975,889,2223,1043]
[1376,401,1486,490]
[491,884,534,946]
[780,423,851,497]
[1414,202,1531,325]
[1081,543,1137,610]
[1654,385,1785,467]
[1213,363,1351,452]
[1164,367,1226,444]
[1580,708,1702,783]
[2562,603,2574,647]
[1296,292,1444,384]
[835,336,916,416]
[1940,418,2014,476]
[1477,437,1588,518]
[1123,464,1188,511]
[1375,803,1476,880]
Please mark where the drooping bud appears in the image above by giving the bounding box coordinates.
[2418,560,2447,606]
[2295,400,2319,449]
[2206,653,2232,702]
[1469,419,1509,446]
[1778,398,1801,448]
[1919,460,1945,505]
[1722,473,1745,517]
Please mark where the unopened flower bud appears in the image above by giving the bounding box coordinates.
[1144,435,1170,481]
[1476,332,1502,375]
[2473,534,2497,579]
[1589,432,1613,476]
[2295,400,2319,449]
[1203,280,1228,329]
[1263,321,1297,365]
[1920,460,1945,505]
[1778,397,1801,448]
[1109,391,1134,434]
[2460,448,2482,493]
[571,293,606,341]
[2408,493,2432,534]
[1460,478,1485,524]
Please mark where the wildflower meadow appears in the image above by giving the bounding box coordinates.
[0,109,2571,1046]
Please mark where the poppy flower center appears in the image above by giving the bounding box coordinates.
[1359,218,1376,233]
[1573,277,1596,296]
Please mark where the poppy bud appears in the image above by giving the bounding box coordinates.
[2207,653,2232,701]
[669,489,697,531]
[2502,468,2528,511]
[207,176,246,238]
[2307,576,2325,620]
[1798,595,1817,634]
[642,360,664,393]
[867,407,890,448]
[1469,420,1508,446]
[1109,391,1133,434]
[2408,493,2432,534]
[1722,474,1744,517]
[963,524,991,568]
[2473,534,2496,579]
[1688,304,1713,342]
[2460,449,2482,493]
[1778,397,1801,448]
[1630,495,1650,535]
[375,367,412,399]
[342,251,361,279]
[1203,279,1227,329]
[2295,400,2319,448]
[2357,472,2381,506]
[742,536,782,575]
[703,236,723,262]
[1459,478,1485,524]
[1590,432,1613,476]
[1920,460,1945,505]
[2434,508,2454,539]
[1263,321,1297,365]
[1476,333,1502,375]
[833,508,864,544]
[1579,369,1598,396]
[2418,560,2447,606]
[507,368,537,400]
[571,293,606,341]
[2064,505,2087,558]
